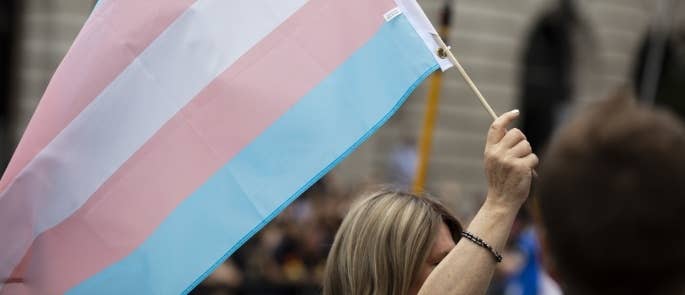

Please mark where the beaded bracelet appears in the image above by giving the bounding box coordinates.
[461,231,503,263]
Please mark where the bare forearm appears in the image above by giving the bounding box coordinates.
[419,110,537,294]
[418,195,518,295]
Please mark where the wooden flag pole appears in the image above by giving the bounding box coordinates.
[414,4,534,192]
[432,33,499,121]
[433,33,539,179]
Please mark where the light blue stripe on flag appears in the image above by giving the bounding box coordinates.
[68,14,439,295]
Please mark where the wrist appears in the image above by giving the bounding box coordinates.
[482,192,521,218]
[465,194,521,256]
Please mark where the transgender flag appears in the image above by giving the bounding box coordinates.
[0,0,451,294]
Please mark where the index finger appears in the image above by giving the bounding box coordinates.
[486,109,520,145]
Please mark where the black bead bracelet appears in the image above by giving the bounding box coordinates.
[461,231,503,263]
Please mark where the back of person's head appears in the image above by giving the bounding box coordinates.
[536,92,685,294]
[322,190,461,295]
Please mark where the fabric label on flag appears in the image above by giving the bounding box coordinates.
[384,7,403,22]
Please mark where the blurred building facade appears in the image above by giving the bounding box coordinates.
[333,0,681,217]
[6,0,683,215]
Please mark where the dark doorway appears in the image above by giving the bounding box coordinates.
[518,0,581,153]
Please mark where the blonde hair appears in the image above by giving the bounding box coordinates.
[322,190,462,295]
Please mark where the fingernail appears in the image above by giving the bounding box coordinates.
[511,109,520,115]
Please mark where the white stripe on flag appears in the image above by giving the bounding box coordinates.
[0,0,308,283]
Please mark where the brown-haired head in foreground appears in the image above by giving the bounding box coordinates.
[322,189,462,295]
[537,92,685,294]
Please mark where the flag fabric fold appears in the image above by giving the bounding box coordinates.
[0,0,450,294]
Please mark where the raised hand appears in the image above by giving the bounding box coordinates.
[483,110,538,209]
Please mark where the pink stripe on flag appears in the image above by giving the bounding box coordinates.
[3,0,396,293]
[0,0,193,193]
